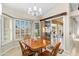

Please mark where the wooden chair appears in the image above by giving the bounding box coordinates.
[38,42,61,56]
[19,41,34,56]
[58,48,64,54]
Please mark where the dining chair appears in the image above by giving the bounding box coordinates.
[58,48,64,54]
[38,42,61,56]
[19,41,34,56]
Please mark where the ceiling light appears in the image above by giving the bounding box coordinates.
[28,6,42,17]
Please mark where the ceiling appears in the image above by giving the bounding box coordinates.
[2,3,59,16]
[52,18,63,25]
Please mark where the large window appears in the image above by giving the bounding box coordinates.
[15,20,31,40]
[2,15,13,45]
[1,14,40,45]
[32,20,40,39]
[15,20,40,39]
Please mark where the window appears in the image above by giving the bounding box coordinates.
[34,23,40,37]
[1,14,40,46]
[2,15,13,45]
[15,20,31,40]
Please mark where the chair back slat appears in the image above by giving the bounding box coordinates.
[52,42,61,56]
[19,41,25,55]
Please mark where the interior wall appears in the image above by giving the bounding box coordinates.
[0,3,2,55]
[70,18,77,35]
[77,21,79,35]
[0,16,1,50]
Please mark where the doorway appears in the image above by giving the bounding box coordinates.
[50,17,64,48]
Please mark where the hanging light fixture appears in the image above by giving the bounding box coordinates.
[28,6,42,17]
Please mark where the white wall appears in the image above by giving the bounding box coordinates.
[0,17,1,47]
[43,3,71,53]
[76,22,79,35]
[70,18,77,35]
[0,3,2,55]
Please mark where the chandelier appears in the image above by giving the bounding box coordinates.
[28,6,42,17]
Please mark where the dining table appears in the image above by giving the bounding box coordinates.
[22,38,51,52]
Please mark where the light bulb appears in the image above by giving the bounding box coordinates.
[39,8,42,15]
[34,6,37,11]
[28,8,32,11]
[39,8,42,12]
[28,8,32,14]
